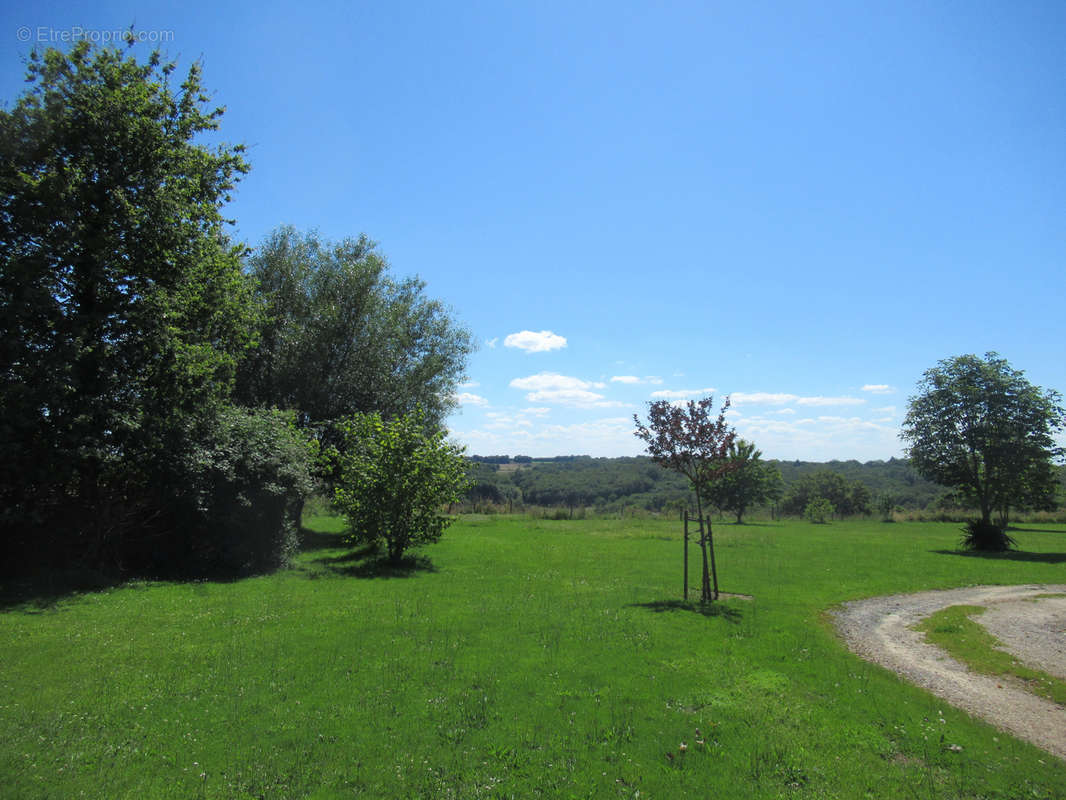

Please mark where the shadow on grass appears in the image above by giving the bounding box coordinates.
[306,541,437,579]
[0,561,258,612]
[931,549,1066,564]
[329,553,437,579]
[313,543,379,565]
[298,526,347,552]
[0,568,125,613]
[1007,527,1066,534]
[627,599,743,623]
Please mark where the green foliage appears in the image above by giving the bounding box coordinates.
[171,407,315,573]
[332,409,469,563]
[877,494,897,522]
[235,226,474,431]
[783,469,870,518]
[634,396,738,601]
[705,440,782,523]
[506,456,690,512]
[959,520,1016,553]
[0,42,255,569]
[902,352,1065,526]
[804,497,835,523]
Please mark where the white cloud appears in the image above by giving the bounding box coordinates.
[510,372,592,392]
[522,407,551,416]
[510,373,622,408]
[526,389,624,408]
[873,405,896,415]
[650,387,717,400]
[504,330,567,353]
[730,392,797,405]
[734,412,903,462]
[486,337,498,348]
[730,392,864,407]
[862,384,895,394]
[611,375,642,384]
[795,396,865,407]
[775,408,797,415]
[455,392,489,407]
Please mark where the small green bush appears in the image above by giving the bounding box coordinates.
[332,409,469,564]
[804,497,835,524]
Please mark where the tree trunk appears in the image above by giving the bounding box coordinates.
[707,517,719,601]
[683,510,689,601]
[695,496,712,603]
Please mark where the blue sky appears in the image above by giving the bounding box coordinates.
[3,1,1064,460]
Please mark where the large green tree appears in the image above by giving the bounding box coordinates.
[706,440,782,523]
[901,353,1064,535]
[0,42,256,565]
[235,226,474,431]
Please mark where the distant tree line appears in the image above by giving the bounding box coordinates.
[462,454,1065,520]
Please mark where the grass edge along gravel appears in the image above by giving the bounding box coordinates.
[914,603,1066,706]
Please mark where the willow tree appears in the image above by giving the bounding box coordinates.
[634,396,737,602]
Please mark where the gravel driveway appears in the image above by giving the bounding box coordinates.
[832,584,1066,760]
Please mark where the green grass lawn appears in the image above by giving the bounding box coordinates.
[2,517,1065,799]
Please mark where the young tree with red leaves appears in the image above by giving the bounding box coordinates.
[634,397,738,602]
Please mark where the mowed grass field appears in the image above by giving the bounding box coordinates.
[2,517,1065,799]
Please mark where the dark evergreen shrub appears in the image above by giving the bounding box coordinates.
[960,520,1016,552]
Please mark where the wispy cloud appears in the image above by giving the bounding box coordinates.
[730,392,865,407]
[795,396,865,407]
[504,330,567,353]
[734,413,902,461]
[510,373,622,408]
[612,375,665,385]
[861,384,895,394]
[458,416,636,457]
[511,373,591,392]
[527,389,624,408]
[649,387,717,400]
[486,337,498,349]
[455,392,489,407]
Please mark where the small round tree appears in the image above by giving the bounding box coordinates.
[804,497,835,524]
[332,409,470,564]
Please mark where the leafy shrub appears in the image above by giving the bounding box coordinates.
[165,407,315,575]
[960,520,1017,552]
[332,409,469,564]
[804,497,835,524]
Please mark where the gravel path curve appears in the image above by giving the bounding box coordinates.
[832,584,1066,761]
